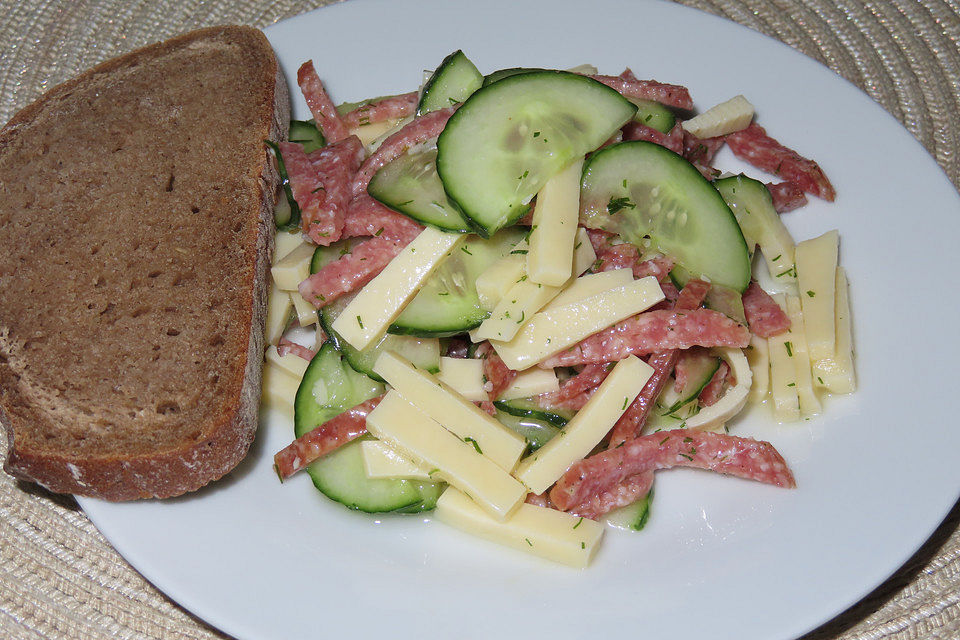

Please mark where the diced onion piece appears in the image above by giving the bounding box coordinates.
[681,95,754,139]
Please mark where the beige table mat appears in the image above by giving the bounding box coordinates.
[1,0,958,638]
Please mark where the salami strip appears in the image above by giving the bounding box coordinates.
[682,130,725,166]
[300,136,365,245]
[341,91,418,128]
[568,471,654,520]
[549,429,796,511]
[298,235,411,308]
[525,492,554,509]
[277,337,316,361]
[606,279,711,445]
[343,192,424,240]
[541,308,750,368]
[351,107,455,195]
[277,141,327,234]
[766,180,808,213]
[742,281,791,337]
[592,241,675,282]
[621,121,684,154]
[698,361,730,407]
[476,342,517,402]
[537,363,612,412]
[590,74,694,110]
[273,396,382,480]
[726,122,835,201]
[297,61,351,144]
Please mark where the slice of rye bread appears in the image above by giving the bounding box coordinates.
[0,25,290,500]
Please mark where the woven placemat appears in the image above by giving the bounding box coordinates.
[1,1,958,638]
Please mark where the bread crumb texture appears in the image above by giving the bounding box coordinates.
[0,26,282,497]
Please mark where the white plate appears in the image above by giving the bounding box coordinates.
[80,1,960,638]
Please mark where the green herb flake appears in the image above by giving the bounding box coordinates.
[581,542,586,550]
[356,315,364,329]
[606,196,636,215]
[461,245,473,255]
[784,341,794,357]
[464,437,483,454]
[787,382,796,387]
[510,249,529,255]
[679,453,694,461]
[806,290,816,297]
[573,517,584,530]
[622,397,629,410]
[525,538,533,546]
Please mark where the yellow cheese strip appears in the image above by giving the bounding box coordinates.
[265,284,293,345]
[360,440,433,480]
[350,117,405,148]
[746,335,770,405]
[542,268,634,312]
[813,267,856,393]
[681,94,755,138]
[366,392,526,520]
[473,229,596,343]
[434,487,604,568]
[474,241,528,311]
[274,230,307,261]
[260,362,298,418]
[490,276,665,371]
[437,356,488,402]
[527,157,585,286]
[270,242,315,291]
[373,351,527,472]
[265,345,310,379]
[785,295,822,416]
[795,229,839,361]
[332,227,464,350]
[513,355,654,494]
[499,367,559,401]
[767,293,800,422]
[289,290,319,327]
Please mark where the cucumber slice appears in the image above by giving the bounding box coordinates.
[310,238,363,274]
[305,437,445,513]
[289,119,325,153]
[390,228,526,336]
[418,50,483,114]
[494,410,560,452]
[367,142,472,232]
[714,174,797,282]
[265,140,301,231]
[628,98,676,134]
[666,350,720,412]
[603,487,654,531]
[494,397,573,428]
[481,67,547,86]
[437,71,637,236]
[294,343,444,513]
[580,141,751,292]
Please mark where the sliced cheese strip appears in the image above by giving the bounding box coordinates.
[265,284,293,345]
[473,229,596,343]
[527,157,584,286]
[265,344,310,379]
[681,94,754,138]
[437,356,487,402]
[785,295,822,416]
[542,268,634,312]
[261,362,298,417]
[499,367,559,401]
[813,267,856,393]
[795,229,839,361]
[435,487,604,568]
[745,335,770,405]
[289,290,319,327]
[332,227,464,350]
[361,439,433,480]
[490,276,665,371]
[366,392,526,520]
[767,293,800,422]
[271,242,315,291]
[275,230,307,261]
[351,117,405,148]
[475,241,528,311]
[513,355,654,494]
[373,351,527,472]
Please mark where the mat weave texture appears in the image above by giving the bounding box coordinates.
[1,1,958,638]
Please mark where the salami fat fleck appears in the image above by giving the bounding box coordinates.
[549,429,796,511]
[726,122,835,201]
[273,396,382,480]
[297,61,351,144]
[742,281,791,337]
[341,92,418,128]
[541,308,750,368]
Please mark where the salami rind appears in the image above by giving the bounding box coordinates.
[549,429,796,511]
[273,396,382,480]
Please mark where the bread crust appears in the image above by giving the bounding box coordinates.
[0,25,290,500]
